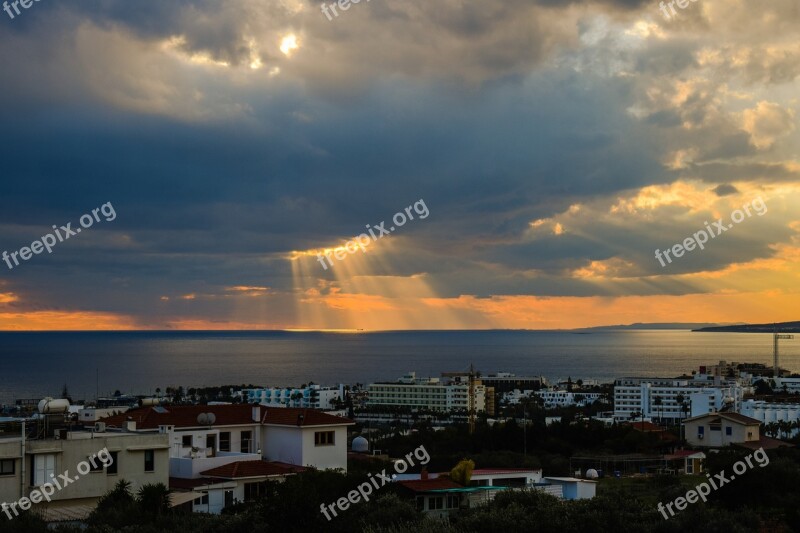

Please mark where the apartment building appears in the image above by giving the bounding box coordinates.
[741,400,800,437]
[239,384,342,410]
[533,390,602,408]
[613,377,743,423]
[367,373,486,413]
[0,421,169,519]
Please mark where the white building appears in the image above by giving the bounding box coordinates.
[772,377,800,395]
[533,390,602,408]
[368,372,486,413]
[614,377,743,423]
[240,385,342,410]
[740,400,800,437]
[101,404,354,514]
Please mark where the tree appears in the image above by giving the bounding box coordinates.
[653,396,663,424]
[450,459,475,486]
[60,384,72,403]
[137,483,171,517]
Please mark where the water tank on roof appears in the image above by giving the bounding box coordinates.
[352,436,369,453]
[38,398,70,414]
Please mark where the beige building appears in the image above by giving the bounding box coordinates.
[683,412,761,447]
[0,424,169,519]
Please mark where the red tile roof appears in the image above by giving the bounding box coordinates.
[100,404,353,429]
[470,468,542,476]
[397,478,463,493]
[200,460,306,479]
[169,477,227,490]
[629,421,666,432]
[736,436,793,451]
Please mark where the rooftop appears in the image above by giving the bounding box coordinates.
[101,404,353,429]
[200,460,306,479]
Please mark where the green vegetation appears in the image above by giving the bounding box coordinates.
[2,422,798,532]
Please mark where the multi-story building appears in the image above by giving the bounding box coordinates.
[101,404,354,514]
[613,377,743,423]
[367,373,486,413]
[0,420,169,520]
[240,384,342,410]
[740,400,800,437]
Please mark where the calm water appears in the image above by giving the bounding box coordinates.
[0,330,797,403]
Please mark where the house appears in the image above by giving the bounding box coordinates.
[395,467,593,517]
[663,450,706,475]
[100,404,353,513]
[169,460,306,514]
[683,412,760,447]
[0,421,169,521]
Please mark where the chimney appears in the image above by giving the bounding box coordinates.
[124,419,136,432]
[421,468,429,481]
[252,406,261,423]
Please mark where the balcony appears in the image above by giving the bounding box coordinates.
[169,451,262,479]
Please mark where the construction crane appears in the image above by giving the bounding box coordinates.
[773,324,794,378]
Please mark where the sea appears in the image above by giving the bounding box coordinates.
[0,330,798,404]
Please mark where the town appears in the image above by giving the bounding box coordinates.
[1,350,799,531]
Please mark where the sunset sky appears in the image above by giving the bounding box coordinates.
[0,0,799,330]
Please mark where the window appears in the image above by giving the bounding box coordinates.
[193,492,209,506]
[244,481,267,502]
[206,434,216,451]
[182,435,193,447]
[90,457,104,473]
[447,495,460,509]
[32,454,56,486]
[0,459,14,476]
[241,431,252,453]
[698,426,705,436]
[725,426,732,436]
[314,431,335,446]
[144,450,155,472]
[429,496,444,510]
[107,452,118,475]
[219,432,231,452]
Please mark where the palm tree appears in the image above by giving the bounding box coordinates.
[654,396,663,425]
[137,483,171,516]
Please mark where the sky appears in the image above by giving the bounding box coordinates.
[0,0,798,330]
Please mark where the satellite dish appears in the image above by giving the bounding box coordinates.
[197,413,216,425]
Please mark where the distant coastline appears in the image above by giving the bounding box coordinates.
[693,321,800,333]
